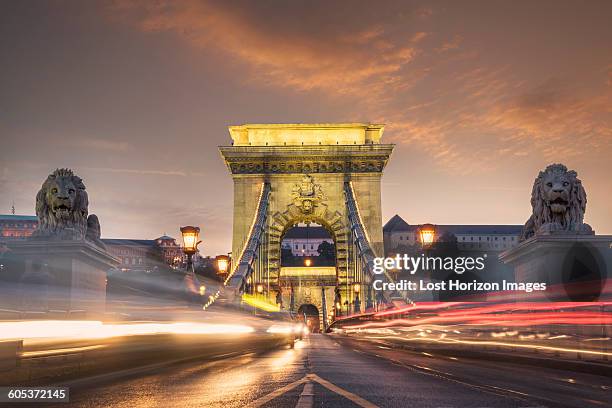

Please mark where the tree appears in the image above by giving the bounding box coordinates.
[317,241,335,260]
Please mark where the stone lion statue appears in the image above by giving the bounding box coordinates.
[520,163,593,241]
[31,168,104,246]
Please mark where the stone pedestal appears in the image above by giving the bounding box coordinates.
[4,240,119,317]
[500,234,611,301]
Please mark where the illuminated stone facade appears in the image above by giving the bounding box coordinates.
[220,123,393,322]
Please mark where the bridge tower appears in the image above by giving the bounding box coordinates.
[219,124,393,324]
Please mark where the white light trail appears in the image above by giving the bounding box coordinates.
[0,320,254,341]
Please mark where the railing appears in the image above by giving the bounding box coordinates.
[345,182,405,306]
[344,182,378,278]
[226,183,271,294]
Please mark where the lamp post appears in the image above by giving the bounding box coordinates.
[180,226,201,272]
[418,223,436,296]
[334,287,342,318]
[180,226,201,304]
[353,283,361,314]
[245,276,252,294]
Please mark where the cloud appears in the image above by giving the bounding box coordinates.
[483,79,612,160]
[73,138,131,152]
[110,0,423,96]
[83,166,188,176]
[109,1,612,175]
[436,34,462,52]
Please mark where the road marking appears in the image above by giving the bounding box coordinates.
[306,374,379,408]
[250,377,309,408]
[250,374,379,408]
[295,382,314,408]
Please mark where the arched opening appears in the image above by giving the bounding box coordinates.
[269,205,349,328]
[297,304,320,333]
[281,223,335,267]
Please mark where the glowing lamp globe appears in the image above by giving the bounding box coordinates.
[353,283,360,294]
[256,284,264,294]
[180,226,201,255]
[215,255,230,274]
[304,258,312,267]
[419,224,436,246]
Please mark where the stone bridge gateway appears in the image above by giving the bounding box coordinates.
[219,123,393,329]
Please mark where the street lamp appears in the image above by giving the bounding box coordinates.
[256,283,264,294]
[215,254,230,276]
[180,226,201,305]
[418,223,436,247]
[304,258,312,267]
[353,283,361,314]
[245,276,253,294]
[334,287,342,317]
[180,226,201,271]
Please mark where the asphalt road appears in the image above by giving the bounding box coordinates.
[39,334,611,408]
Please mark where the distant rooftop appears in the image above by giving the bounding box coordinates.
[383,215,522,235]
[156,235,176,241]
[228,123,385,146]
[101,238,156,246]
[383,214,410,233]
[436,225,522,235]
[0,214,37,221]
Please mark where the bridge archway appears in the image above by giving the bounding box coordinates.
[297,304,320,333]
[269,200,349,286]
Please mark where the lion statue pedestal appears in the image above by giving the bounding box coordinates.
[500,164,610,302]
[4,169,118,317]
[6,240,118,316]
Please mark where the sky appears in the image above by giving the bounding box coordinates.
[1,0,610,255]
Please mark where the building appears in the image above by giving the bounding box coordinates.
[103,235,184,271]
[0,213,185,268]
[103,239,159,271]
[155,235,184,265]
[281,226,333,256]
[383,214,522,254]
[0,214,38,239]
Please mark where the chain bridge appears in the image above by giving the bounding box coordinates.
[219,123,396,329]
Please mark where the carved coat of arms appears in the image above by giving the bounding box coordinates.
[291,175,325,214]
